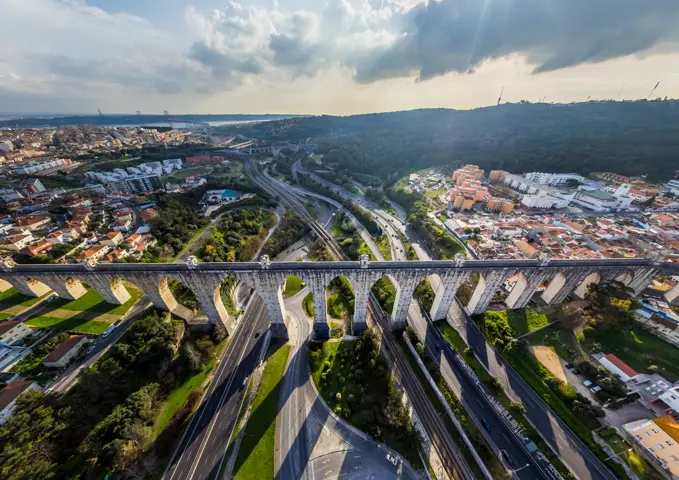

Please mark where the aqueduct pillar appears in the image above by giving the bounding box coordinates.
[86,275,132,305]
[430,271,470,320]
[8,276,51,297]
[467,269,515,315]
[39,276,87,301]
[505,270,549,310]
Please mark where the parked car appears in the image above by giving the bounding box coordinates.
[386,453,399,466]
[565,363,574,369]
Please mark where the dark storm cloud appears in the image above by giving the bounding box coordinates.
[353,0,679,83]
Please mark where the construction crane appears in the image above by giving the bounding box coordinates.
[164,110,173,129]
[497,86,504,105]
[617,85,625,99]
[648,81,660,100]
[97,109,103,116]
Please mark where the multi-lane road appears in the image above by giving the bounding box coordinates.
[290,159,618,480]
[251,158,478,479]
[163,294,270,480]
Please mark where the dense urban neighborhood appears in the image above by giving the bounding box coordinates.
[1,104,679,480]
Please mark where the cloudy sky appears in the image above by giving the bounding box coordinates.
[2,0,679,115]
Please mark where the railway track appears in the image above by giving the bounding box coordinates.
[247,158,476,480]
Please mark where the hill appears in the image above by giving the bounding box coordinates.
[218,100,679,182]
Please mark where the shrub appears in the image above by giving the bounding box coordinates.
[508,401,525,414]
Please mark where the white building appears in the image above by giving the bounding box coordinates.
[0,381,40,425]
[524,172,585,186]
[163,158,182,169]
[0,321,32,346]
[42,335,88,369]
[571,189,623,212]
[664,180,679,196]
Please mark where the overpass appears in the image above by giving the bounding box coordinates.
[1,254,676,340]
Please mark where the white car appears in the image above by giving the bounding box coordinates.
[386,453,399,466]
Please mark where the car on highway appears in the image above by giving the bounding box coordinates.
[481,417,492,433]
[386,453,399,466]
[240,377,248,390]
[501,450,516,468]
[84,346,96,356]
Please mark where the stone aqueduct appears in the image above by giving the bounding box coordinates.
[1,255,677,339]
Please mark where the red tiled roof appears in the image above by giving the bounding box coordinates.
[43,335,86,363]
[0,381,34,411]
[604,354,638,378]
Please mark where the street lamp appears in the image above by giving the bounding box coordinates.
[512,464,530,474]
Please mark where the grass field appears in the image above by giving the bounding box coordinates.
[302,293,314,317]
[233,344,290,480]
[25,287,141,335]
[598,429,664,479]
[331,224,344,237]
[584,327,679,382]
[155,337,229,433]
[376,236,392,260]
[357,241,377,260]
[505,308,551,336]
[283,276,304,297]
[308,340,421,467]
[0,287,48,309]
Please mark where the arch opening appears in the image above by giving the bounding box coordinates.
[326,275,356,338]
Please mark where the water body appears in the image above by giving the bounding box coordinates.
[0,114,304,129]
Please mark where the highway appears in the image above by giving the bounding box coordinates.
[249,157,477,480]
[276,289,419,479]
[451,304,617,480]
[163,293,270,480]
[295,163,618,480]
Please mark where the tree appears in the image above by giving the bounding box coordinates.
[0,391,69,480]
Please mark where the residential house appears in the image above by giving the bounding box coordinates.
[100,231,123,247]
[75,245,110,262]
[0,234,33,251]
[42,335,88,368]
[19,240,52,257]
[112,217,132,232]
[15,214,50,231]
[0,381,40,425]
[0,321,32,345]
[104,248,129,262]
[122,233,143,248]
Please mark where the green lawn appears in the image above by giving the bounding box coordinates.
[283,276,304,297]
[0,287,48,308]
[331,224,344,237]
[584,327,679,382]
[357,241,377,260]
[233,344,291,480]
[47,287,141,314]
[376,236,392,261]
[156,337,229,433]
[0,312,14,321]
[598,429,663,479]
[308,339,422,468]
[501,308,550,337]
[25,316,111,335]
[302,293,314,317]
[24,287,142,335]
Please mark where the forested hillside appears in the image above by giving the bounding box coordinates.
[220,100,679,181]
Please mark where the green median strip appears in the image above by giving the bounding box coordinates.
[232,344,291,480]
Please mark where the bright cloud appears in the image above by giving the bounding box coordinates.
[2,0,679,113]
